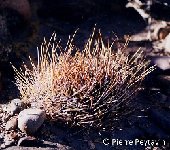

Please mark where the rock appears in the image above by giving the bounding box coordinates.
[0,143,7,149]
[150,56,170,70]
[4,139,14,147]
[151,21,168,40]
[3,132,17,147]
[5,116,18,131]
[17,136,39,146]
[7,103,18,116]
[0,104,3,113]
[163,33,170,53]
[1,112,11,122]
[11,99,24,109]
[128,21,168,42]
[157,26,170,40]
[18,108,46,134]
[0,133,4,141]
[0,15,12,61]
[6,99,24,115]
[0,0,31,22]
[0,15,8,40]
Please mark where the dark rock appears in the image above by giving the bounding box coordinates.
[0,12,12,70]
[1,8,27,36]
[0,1,30,88]
[0,15,9,41]
[0,0,31,22]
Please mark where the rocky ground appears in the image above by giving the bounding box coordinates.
[0,0,170,149]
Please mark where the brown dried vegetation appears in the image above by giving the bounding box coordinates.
[13,29,154,128]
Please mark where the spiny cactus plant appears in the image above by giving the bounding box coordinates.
[13,29,155,129]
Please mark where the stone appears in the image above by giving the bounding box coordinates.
[1,112,10,122]
[6,99,24,115]
[3,132,17,147]
[163,33,170,53]
[4,139,14,147]
[11,99,24,109]
[150,56,170,70]
[0,8,13,63]
[152,21,168,40]
[0,133,4,141]
[0,104,3,113]
[157,26,170,40]
[17,136,38,146]
[18,108,46,134]
[0,0,31,21]
[7,103,18,116]
[5,116,18,131]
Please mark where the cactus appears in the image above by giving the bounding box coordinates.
[13,29,154,129]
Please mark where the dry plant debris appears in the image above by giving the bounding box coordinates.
[12,29,155,129]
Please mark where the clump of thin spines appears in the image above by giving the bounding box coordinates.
[13,29,155,128]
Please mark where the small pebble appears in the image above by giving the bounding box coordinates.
[6,99,24,115]
[151,56,170,70]
[5,116,18,131]
[0,105,3,113]
[4,139,15,147]
[3,132,17,147]
[2,113,10,122]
